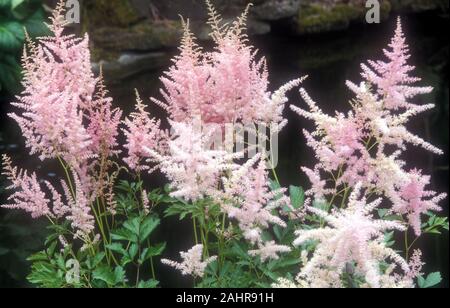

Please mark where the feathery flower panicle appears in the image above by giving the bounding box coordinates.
[396,170,446,236]
[290,19,446,238]
[146,121,240,201]
[219,155,291,261]
[151,2,304,127]
[248,241,291,262]
[85,76,122,158]
[61,171,95,239]
[293,184,409,288]
[161,244,217,278]
[361,18,433,110]
[1,155,54,218]
[221,156,287,244]
[10,3,93,163]
[9,1,122,171]
[1,155,95,239]
[122,91,168,172]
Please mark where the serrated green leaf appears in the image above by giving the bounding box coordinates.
[139,216,160,242]
[105,243,126,256]
[289,185,304,209]
[137,279,159,288]
[418,272,442,288]
[144,242,166,259]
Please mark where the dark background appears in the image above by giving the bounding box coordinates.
[0,0,448,287]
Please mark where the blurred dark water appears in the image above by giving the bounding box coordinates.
[0,12,448,287]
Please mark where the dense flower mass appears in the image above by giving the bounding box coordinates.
[281,17,447,288]
[290,17,446,239]
[151,1,303,128]
[122,91,168,172]
[161,244,217,278]
[1,1,447,289]
[294,184,409,288]
[2,2,122,240]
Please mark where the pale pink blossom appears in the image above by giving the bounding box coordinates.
[248,241,291,262]
[361,18,433,110]
[294,184,408,288]
[122,91,167,172]
[161,244,217,278]
[151,4,303,127]
[1,155,54,219]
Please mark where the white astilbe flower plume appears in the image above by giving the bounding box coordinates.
[145,121,241,201]
[161,244,217,278]
[220,155,288,243]
[293,183,409,288]
[248,241,291,262]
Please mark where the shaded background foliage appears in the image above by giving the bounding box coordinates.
[0,0,448,287]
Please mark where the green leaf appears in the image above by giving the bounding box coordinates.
[23,8,49,37]
[137,279,159,288]
[105,243,126,256]
[113,266,126,284]
[418,272,442,288]
[139,216,160,242]
[0,21,24,51]
[111,228,138,243]
[123,217,140,236]
[128,243,138,259]
[92,265,116,286]
[11,0,24,10]
[143,242,166,260]
[289,185,304,209]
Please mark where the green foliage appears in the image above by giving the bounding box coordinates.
[0,0,47,94]
[418,272,442,288]
[422,213,449,235]
[26,181,166,288]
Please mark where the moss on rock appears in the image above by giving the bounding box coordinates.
[296,1,391,34]
[82,0,140,30]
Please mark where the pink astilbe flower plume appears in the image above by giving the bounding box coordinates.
[396,169,446,236]
[361,18,433,110]
[219,155,291,261]
[151,1,304,127]
[291,18,446,239]
[161,244,217,278]
[122,90,168,172]
[294,183,409,288]
[1,155,54,219]
[146,121,241,201]
[9,2,94,164]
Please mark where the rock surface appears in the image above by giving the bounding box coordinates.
[84,0,447,79]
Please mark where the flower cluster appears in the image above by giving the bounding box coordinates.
[293,184,409,288]
[2,2,122,239]
[161,244,217,278]
[122,90,168,172]
[142,3,301,259]
[151,1,303,128]
[284,18,447,288]
[290,18,446,238]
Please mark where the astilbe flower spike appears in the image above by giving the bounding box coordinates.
[1,155,54,219]
[361,17,434,110]
[151,1,304,128]
[122,90,168,172]
[290,18,446,237]
[219,155,291,260]
[161,244,217,278]
[145,121,241,201]
[3,1,124,239]
[9,2,94,164]
[293,184,409,288]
